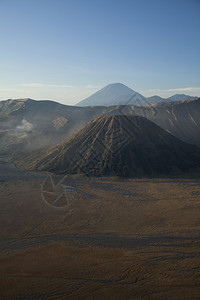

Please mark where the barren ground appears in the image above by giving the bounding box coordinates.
[0,171,200,299]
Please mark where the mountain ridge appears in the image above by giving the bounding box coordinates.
[167,94,197,101]
[22,114,200,177]
[76,83,150,106]
[76,83,196,106]
[0,97,200,161]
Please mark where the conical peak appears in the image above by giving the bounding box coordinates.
[90,114,149,128]
[103,82,135,90]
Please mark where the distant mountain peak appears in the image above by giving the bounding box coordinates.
[76,83,147,107]
[103,82,133,89]
[167,94,196,101]
[105,82,127,87]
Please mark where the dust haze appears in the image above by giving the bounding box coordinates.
[0,91,200,299]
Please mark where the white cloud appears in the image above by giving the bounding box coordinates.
[84,84,100,89]
[21,83,100,90]
[141,87,200,98]
[21,83,74,88]
[1,83,199,104]
[149,87,200,92]
[166,87,200,92]
[0,83,101,105]
[16,119,33,131]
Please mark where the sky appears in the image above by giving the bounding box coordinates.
[0,0,199,105]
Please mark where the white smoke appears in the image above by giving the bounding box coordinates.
[16,119,33,131]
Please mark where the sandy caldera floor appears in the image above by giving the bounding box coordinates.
[0,174,200,299]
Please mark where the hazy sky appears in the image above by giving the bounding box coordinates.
[0,0,199,104]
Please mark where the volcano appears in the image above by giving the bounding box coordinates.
[76,83,148,106]
[29,115,200,177]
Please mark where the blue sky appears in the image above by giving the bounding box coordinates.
[0,0,199,104]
